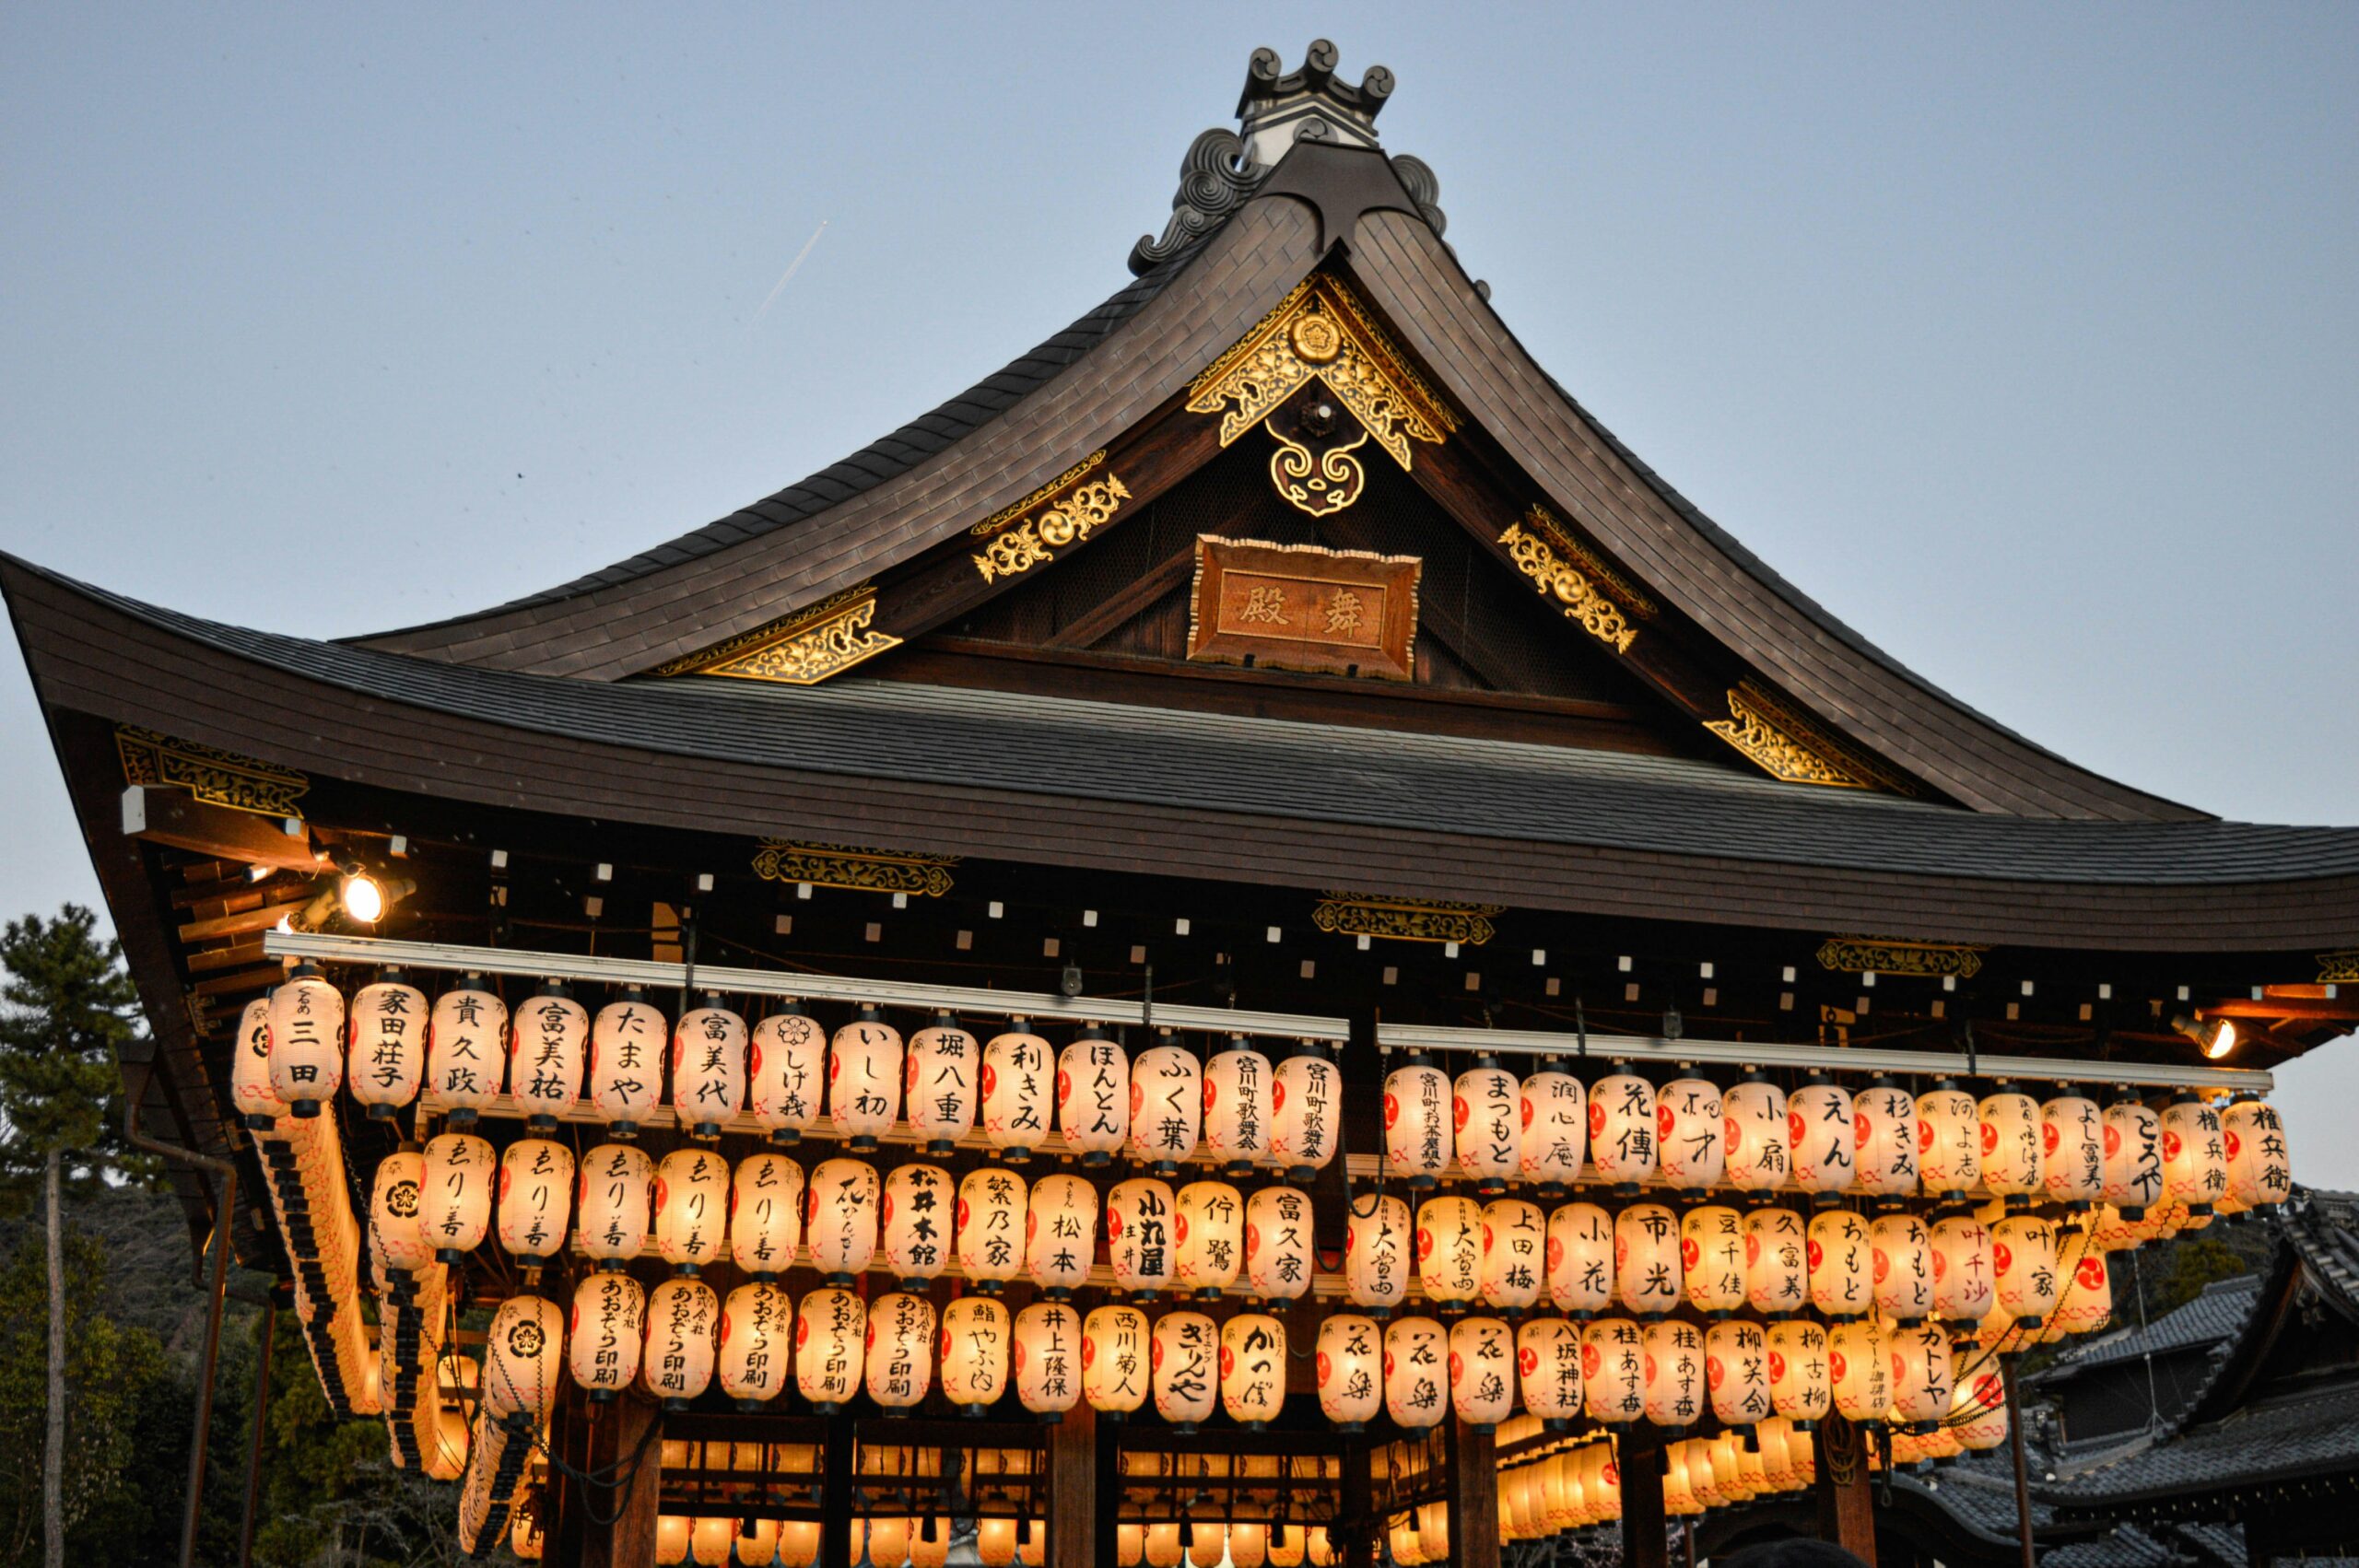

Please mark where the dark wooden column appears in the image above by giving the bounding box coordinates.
[1617,1426,1671,1568]
[1813,1417,1878,1568]
[821,1412,854,1568]
[1047,1403,1099,1568]
[1339,1433,1376,1568]
[581,1393,663,1568]
[1444,1420,1501,1568]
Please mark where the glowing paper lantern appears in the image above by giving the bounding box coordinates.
[1222,1312,1287,1426]
[1083,1303,1150,1415]
[644,1277,718,1410]
[1014,1300,1082,1415]
[569,1271,644,1399]
[1886,1321,1952,1430]
[879,1162,949,1287]
[865,1291,935,1408]
[669,994,746,1141]
[1589,1071,1657,1192]
[1706,1318,1769,1429]
[941,1294,1010,1411]
[1144,1524,1182,1568]
[1271,1045,1341,1180]
[1482,1198,1546,1311]
[1449,1316,1515,1430]
[2044,1092,2105,1206]
[1382,1316,1449,1429]
[485,1293,563,1421]
[1129,1036,1202,1174]
[651,1149,726,1273]
[1852,1081,1918,1200]
[2161,1093,2228,1214]
[1916,1082,1981,1199]
[1203,1036,1273,1176]
[657,1517,692,1566]
[1614,1203,1681,1316]
[690,1517,734,1567]
[576,1143,652,1268]
[1828,1317,1887,1424]
[1583,1317,1646,1425]
[590,989,664,1137]
[1722,1078,1787,1193]
[748,1003,827,1145]
[424,977,508,1126]
[1640,1317,1704,1428]
[1743,1207,1807,1317]
[1108,1177,1179,1298]
[1992,1213,2059,1326]
[730,1153,805,1280]
[982,1025,1052,1161]
[370,1149,433,1277]
[1176,1180,1244,1299]
[805,1157,881,1283]
[779,1522,821,1568]
[229,998,286,1128]
[793,1286,863,1411]
[739,1521,782,1568]
[1057,1027,1130,1165]
[495,1138,575,1268]
[1519,1316,1583,1425]
[1871,1211,1933,1321]
[1229,1523,1267,1568]
[1318,1314,1383,1429]
[2224,1095,2294,1210]
[1932,1212,1996,1323]
[1952,1365,2009,1452]
[904,1011,980,1155]
[1548,1202,1614,1316]
[2103,1094,2165,1217]
[1152,1311,1219,1427]
[2050,1232,2113,1336]
[1453,1056,1521,1193]
[267,965,346,1117]
[828,1007,903,1151]
[347,972,427,1118]
[867,1520,907,1568]
[1766,1317,1830,1423]
[419,1132,495,1262]
[1657,1077,1724,1190]
[1384,1054,1453,1188]
[1806,1208,1871,1318]
[1978,1089,2045,1207]
[719,1281,792,1408]
[1246,1185,1314,1303]
[1345,1193,1412,1315]
[982,1521,1021,1568]
[1787,1078,1856,1198]
[1026,1172,1097,1297]
[1419,1195,1483,1307]
[1681,1205,1745,1316]
[1519,1070,1587,1191]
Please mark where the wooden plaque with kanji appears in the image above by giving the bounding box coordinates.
[1185,536,1422,681]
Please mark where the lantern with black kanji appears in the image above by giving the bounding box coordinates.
[1482,1198,1546,1311]
[1519,1316,1583,1427]
[590,988,664,1138]
[1382,1316,1449,1430]
[1588,1071,1656,1192]
[1931,1211,1995,1323]
[748,1003,827,1145]
[420,1131,495,1262]
[1681,1205,1745,1316]
[1452,1054,1520,1194]
[426,975,505,1127]
[576,1142,652,1268]
[1614,1203,1681,1317]
[1203,1036,1273,1176]
[1582,1317,1645,1426]
[879,1162,948,1288]
[1246,1185,1313,1303]
[719,1281,791,1409]
[347,970,427,1119]
[1176,1180,1244,1299]
[1519,1069,1587,1192]
[1871,1211,1933,1321]
[828,1006,902,1151]
[1827,1317,1887,1425]
[1025,1172,1097,1298]
[569,1270,644,1400]
[1786,1077,1855,1199]
[1221,1312,1287,1427]
[644,1277,719,1410]
[1271,1043,1340,1180]
[805,1156,880,1284]
[1766,1317,1829,1424]
[654,1148,729,1274]
[1128,1034,1201,1174]
[981,1024,1051,1162]
[2224,1094,2293,1211]
[904,1010,978,1155]
[1152,1311,1218,1428]
[957,1166,1027,1292]
[1743,1207,1807,1317]
[792,1285,863,1412]
[1979,1088,2045,1208]
[941,1294,1010,1412]
[1722,1076,1788,1193]
[1706,1317,1769,1430]
[1641,1317,1704,1428]
[2161,1091,2228,1215]
[1419,1194,1483,1308]
[1014,1300,1081,1416]
[499,982,583,1131]
[1992,1212,2059,1327]
[1449,1316,1515,1432]
[267,963,346,1117]
[496,1138,575,1274]
[1108,1177,1177,1298]
[1317,1314,1383,1429]
[1657,1077,1724,1190]
[1916,1082,1980,1199]
[2043,1090,2105,1207]
[865,1291,935,1408]
[2102,1094,2164,1217]
[1548,1201,1614,1317]
[1057,1026,1129,1165]
[669,992,745,1141]
[1083,1303,1150,1415]
[1346,1193,1412,1316]
[730,1152,804,1280]
[1384,1053,1452,1188]
[1852,1079,1918,1201]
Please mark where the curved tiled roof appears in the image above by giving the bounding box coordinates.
[2049,1272,2264,1374]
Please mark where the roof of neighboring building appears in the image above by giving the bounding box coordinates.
[2047,1385,2359,1507]
[2049,1273,2266,1375]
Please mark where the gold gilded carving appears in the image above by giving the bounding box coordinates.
[1816,937,1987,979]
[115,727,308,819]
[1705,685,1911,794]
[1313,893,1504,947]
[2318,950,2359,985]
[1496,522,1639,654]
[971,471,1132,583]
[752,839,958,897]
[1266,423,1368,517]
[1187,275,1456,474]
[655,585,901,685]
[970,451,1109,539]
[1187,536,1421,681]
[1520,505,1656,620]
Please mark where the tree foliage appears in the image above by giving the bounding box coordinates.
[0,906,152,1207]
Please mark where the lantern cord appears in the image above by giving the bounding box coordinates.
[2130,1243,2165,1438]
[1575,998,1590,1060]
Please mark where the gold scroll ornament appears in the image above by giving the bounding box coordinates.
[1705,685,1912,794]
[1496,519,1639,655]
[1816,937,1986,979]
[654,585,901,686]
[969,452,1132,583]
[752,840,957,897]
[116,726,308,818]
[1313,894,1503,947]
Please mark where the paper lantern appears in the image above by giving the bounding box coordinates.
[1806,1208,1871,1318]
[864,1291,935,1408]
[1449,1316,1515,1431]
[792,1285,863,1411]
[496,1138,575,1267]
[867,1519,908,1568]
[1108,1178,1178,1298]
[1915,1082,1981,1199]
[644,1277,718,1410]
[777,1522,820,1568]
[1852,1081,1918,1200]
[1827,1317,1887,1424]
[2161,1093,2228,1214]
[1203,1036,1273,1176]
[1346,1193,1413,1315]
[719,1281,791,1409]
[569,1271,645,1399]
[982,1025,1052,1161]
[347,972,427,1118]
[590,989,664,1137]
[1128,1036,1202,1173]
[1871,1212,1933,1321]
[1419,1195,1483,1307]
[1637,1317,1701,1428]
[1932,1212,1996,1323]
[1482,1199,1546,1311]
[982,1520,1021,1568]
[1704,1318,1768,1429]
[941,1294,1010,1411]
[690,1517,735,1567]
[1026,1172,1098,1297]
[1681,1206,1745,1316]
[905,1011,980,1155]
[1613,1203,1681,1316]
[668,994,746,1141]
[484,1293,564,1422]
[1547,1202,1614,1316]
[1766,1317,1830,1423]
[797,1157,875,1283]
[1144,1525,1183,1568]
[2224,1095,2293,1210]
[1221,1312,1287,1426]
[1271,1046,1340,1180]
[736,1520,781,1568]
[1992,1212,2059,1326]
[1083,1304,1150,1414]
[1743,1207,1807,1317]
[654,1149,729,1273]
[423,977,508,1126]
[1952,1365,2009,1451]
[1589,1071,1657,1192]
[1518,1316,1583,1425]
[1452,1057,1521,1193]
[267,965,346,1117]
[748,1004,827,1145]
[1384,1055,1452,1188]
[1886,1321,1952,1430]
[1586,1440,1625,1519]
[828,1007,903,1151]
[2102,1094,2165,1217]
[494,983,584,1133]
[1720,1077,1787,1193]
[1057,1028,1130,1165]
[1229,1524,1267,1568]
[229,997,286,1127]
[1019,1522,1043,1568]
[370,1148,434,1277]
[420,1132,495,1262]
[2050,1231,2113,1337]
[729,1153,805,1280]
[1661,1443,1700,1516]
[2043,1092,2105,1206]
[577,1142,653,1268]
[1317,1314,1383,1429]
[1382,1316,1449,1429]
[1518,1071,1587,1191]
[911,1521,949,1568]
[1246,1185,1314,1303]
[1787,1079,1856,1198]
[657,1517,692,1566]
[1266,1526,1303,1568]
[1657,1077,1724,1190]
[1756,1418,1797,1492]
[1978,1090,2045,1207]
[1013,1300,1081,1415]
[1583,1317,1646,1425]
[879,1162,949,1287]
[1176,1180,1244,1299]
[1152,1311,1218,1427]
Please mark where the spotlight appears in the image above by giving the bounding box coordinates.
[1060,960,1084,999]
[337,861,415,926]
[2171,1013,2239,1060]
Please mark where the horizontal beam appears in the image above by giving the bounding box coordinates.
[262,931,1349,1044]
[1374,1022,2274,1094]
[122,784,327,872]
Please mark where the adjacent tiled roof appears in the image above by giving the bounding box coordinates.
[2048,1520,2247,1568]
[2045,1385,2359,1506]
[2048,1273,2264,1374]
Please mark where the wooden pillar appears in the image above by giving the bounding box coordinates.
[821,1411,855,1568]
[1047,1402,1099,1568]
[1339,1433,1376,1568]
[581,1393,663,1568]
[1813,1417,1878,1568]
[1617,1426,1671,1568]
[1445,1420,1501,1568]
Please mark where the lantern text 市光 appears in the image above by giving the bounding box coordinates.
[1614,1203,1681,1316]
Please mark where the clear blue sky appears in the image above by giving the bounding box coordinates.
[5,6,2353,1171]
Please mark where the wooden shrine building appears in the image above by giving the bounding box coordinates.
[7,39,2359,1568]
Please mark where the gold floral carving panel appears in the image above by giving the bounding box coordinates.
[656,585,902,685]
[969,452,1131,583]
[751,840,958,897]
[1705,685,1912,794]
[2318,950,2359,985]
[1186,536,1421,681]
[115,726,308,818]
[1816,937,1986,979]
[1313,894,1503,946]
[1496,519,1640,654]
